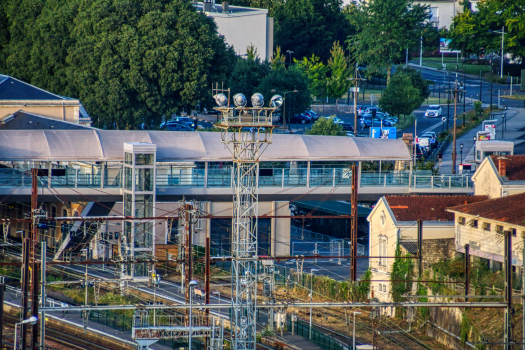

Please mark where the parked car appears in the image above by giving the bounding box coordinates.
[422,132,438,148]
[304,110,319,120]
[361,116,390,128]
[203,107,220,115]
[346,131,355,137]
[341,123,354,132]
[357,105,373,116]
[425,105,442,117]
[161,121,194,131]
[173,117,195,128]
[290,113,312,124]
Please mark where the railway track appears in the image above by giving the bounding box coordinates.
[3,314,117,350]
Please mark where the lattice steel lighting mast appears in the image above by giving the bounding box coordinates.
[213,84,279,350]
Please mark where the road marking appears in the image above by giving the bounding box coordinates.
[421,120,445,134]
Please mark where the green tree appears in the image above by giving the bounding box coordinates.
[326,41,352,105]
[271,46,286,70]
[295,54,329,99]
[378,72,421,119]
[229,56,271,101]
[1,0,235,129]
[390,243,414,318]
[305,116,345,136]
[257,66,311,121]
[273,0,354,62]
[395,65,429,105]
[448,0,525,59]
[348,0,430,83]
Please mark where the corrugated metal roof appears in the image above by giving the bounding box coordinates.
[0,130,412,162]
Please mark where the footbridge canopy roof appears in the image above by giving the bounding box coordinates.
[0,130,411,162]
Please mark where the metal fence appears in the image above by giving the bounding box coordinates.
[287,317,345,350]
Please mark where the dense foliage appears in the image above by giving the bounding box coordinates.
[305,116,345,136]
[448,0,525,59]
[0,0,235,129]
[348,0,430,82]
[378,72,421,118]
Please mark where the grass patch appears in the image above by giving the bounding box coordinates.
[501,94,525,100]
[395,114,416,130]
[410,57,492,76]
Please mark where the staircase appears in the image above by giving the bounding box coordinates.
[54,202,114,260]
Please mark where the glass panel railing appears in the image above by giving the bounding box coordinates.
[284,168,307,187]
[258,168,284,187]
[412,174,473,189]
[361,172,410,187]
[156,170,205,188]
[77,173,101,187]
[0,168,24,187]
[207,168,232,188]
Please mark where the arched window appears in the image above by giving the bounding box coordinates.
[51,206,57,218]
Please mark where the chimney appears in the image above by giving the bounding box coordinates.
[498,156,508,178]
[222,1,229,12]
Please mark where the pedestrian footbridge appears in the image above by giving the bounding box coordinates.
[0,130,473,202]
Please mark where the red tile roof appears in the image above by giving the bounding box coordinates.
[490,155,525,181]
[385,195,488,222]
[447,192,525,227]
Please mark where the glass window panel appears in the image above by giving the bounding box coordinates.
[124,193,133,216]
[135,154,153,165]
[125,168,133,190]
[135,168,153,191]
[125,153,133,165]
[134,222,153,248]
[135,195,153,218]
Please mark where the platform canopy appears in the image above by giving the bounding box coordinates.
[0,130,411,162]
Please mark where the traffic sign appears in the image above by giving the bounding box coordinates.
[441,117,446,122]
[349,87,360,92]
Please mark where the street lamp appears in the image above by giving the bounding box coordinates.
[189,280,198,350]
[488,27,506,78]
[309,268,319,340]
[460,143,464,164]
[286,50,294,67]
[353,312,361,350]
[14,316,38,350]
[271,89,299,132]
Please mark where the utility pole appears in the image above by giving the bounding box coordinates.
[31,168,39,349]
[21,236,30,350]
[205,232,210,348]
[0,283,4,349]
[504,230,512,350]
[465,244,470,302]
[350,64,365,136]
[351,164,358,282]
[449,81,463,175]
[522,235,525,350]
[40,241,46,350]
[417,220,423,280]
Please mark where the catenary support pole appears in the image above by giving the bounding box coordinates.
[205,235,210,348]
[522,237,525,350]
[504,231,512,350]
[40,241,46,350]
[417,220,423,280]
[30,168,39,349]
[465,244,470,302]
[0,283,4,348]
[351,164,358,282]
[21,237,30,350]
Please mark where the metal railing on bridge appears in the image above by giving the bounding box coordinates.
[0,167,473,191]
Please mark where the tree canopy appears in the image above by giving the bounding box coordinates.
[326,41,352,102]
[395,65,429,105]
[448,0,525,59]
[348,0,429,82]
[378,71,421,118]
[257,66,312,119]
[305,116,345,136]
[0,0,235,129]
